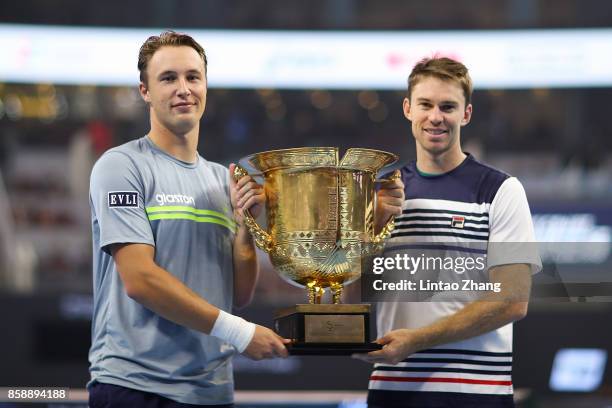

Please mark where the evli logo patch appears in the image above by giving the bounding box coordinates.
[108,191,139,208]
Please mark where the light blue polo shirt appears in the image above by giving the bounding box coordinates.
[88,136,237,405]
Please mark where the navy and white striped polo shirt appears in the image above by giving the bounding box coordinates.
[369,154,541,406]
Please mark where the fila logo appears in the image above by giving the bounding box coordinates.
[108,191,139,208]
[451,215,465,229]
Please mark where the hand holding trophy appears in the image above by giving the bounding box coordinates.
[233,147,399,355]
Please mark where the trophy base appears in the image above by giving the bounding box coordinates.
[287,342,382,356]
[274,304,377,356]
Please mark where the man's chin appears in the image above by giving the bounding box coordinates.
[423,143,449,155]
[170,119,198,135]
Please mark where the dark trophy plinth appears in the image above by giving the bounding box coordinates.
[274,304,382,355]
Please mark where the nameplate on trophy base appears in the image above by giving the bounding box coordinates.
[274,304,382,355]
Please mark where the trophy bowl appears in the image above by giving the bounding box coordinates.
[233,147,398,354]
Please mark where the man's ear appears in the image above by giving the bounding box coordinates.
[139,82,151,104]
[461,103,473,126]
[403,97,412,121]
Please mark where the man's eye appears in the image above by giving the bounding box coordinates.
[162,77,175,82]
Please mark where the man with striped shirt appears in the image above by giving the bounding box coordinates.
[354,57,541,407]
[88,31,289,407]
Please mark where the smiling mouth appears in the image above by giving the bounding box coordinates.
[425,129,447,136]
[172,103,194,108]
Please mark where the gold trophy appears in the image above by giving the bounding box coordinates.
[233,147,398,355]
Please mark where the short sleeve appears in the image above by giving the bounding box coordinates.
[90,152,155,254]
[487,177,542,273]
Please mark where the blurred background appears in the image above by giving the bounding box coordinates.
[0,1,611,407]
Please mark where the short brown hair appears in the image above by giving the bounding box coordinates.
[137,30,207,85]
[407,57,473,105]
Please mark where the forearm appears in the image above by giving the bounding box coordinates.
[398,263,531,351]
[122,261,220,334]
[233,225,259,308]
[113,242,259,353]
[410,298,528,351]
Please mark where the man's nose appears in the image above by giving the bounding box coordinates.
[177,78,191,96]
[428,107,443,124]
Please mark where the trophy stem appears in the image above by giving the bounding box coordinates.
[330,282,343,304]
[307,280,325,304]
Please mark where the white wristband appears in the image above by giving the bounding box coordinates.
[210,310,256,353]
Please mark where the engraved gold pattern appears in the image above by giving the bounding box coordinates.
[236,147,398,304]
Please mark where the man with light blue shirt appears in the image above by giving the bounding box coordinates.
[88,31,289,407]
